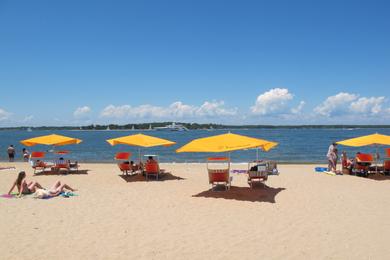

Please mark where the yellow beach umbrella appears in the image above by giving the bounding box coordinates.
[176,132,278,153]
[107,133,175,147]
[336,133,390,147]
[107,133,176,162]
[20,134,82,147]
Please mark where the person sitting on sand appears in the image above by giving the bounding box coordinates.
[8,171,44,197]
[34,181,76,199]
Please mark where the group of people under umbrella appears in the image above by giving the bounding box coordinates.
[17,132,390,190]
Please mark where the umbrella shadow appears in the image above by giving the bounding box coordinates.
[367,174,390,181]
[119,172,185,183]
[33,169,89,176]
[193,184,285,203]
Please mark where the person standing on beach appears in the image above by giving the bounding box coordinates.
[7,145,15,162]
[22,148,30,161]
[327,142,337,172]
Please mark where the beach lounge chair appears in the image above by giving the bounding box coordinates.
[383,148,390,175]
[30,151,51,174]
[144,160,166,180]
[353,153,373,177]
[247,161,268,188]
[52,158,70,174]
[115,152,132,175]
[207,157,231,191]
[266,160,278,175]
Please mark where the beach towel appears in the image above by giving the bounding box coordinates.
[59,191,78,198]
[315,167,328,172]
[0,192,22,199]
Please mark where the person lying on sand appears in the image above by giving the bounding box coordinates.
[34,181,77,199]
[8,171,44,197]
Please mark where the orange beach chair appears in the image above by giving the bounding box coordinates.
[353,153,373,177]
[207,157,231,191]
[30,151,51,174]
[384,148,390,175]
[115,152,132,175]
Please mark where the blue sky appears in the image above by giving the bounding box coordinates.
[0,0,389,126]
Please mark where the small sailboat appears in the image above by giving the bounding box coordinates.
[27,127,32,132]
[106,126,111,131]
[131,125,135,131]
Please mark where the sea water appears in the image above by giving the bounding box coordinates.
[1,128,389,163]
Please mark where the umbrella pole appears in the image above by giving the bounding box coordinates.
[256,148,259,161]
[376,145,378,174]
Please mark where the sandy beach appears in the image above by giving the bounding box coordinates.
[1,162,390,259]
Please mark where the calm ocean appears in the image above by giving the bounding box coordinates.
[1,128,390,163]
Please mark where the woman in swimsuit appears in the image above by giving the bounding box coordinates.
[8,171,43,197]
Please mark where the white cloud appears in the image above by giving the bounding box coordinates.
[314,92,387,118]
[23,115,34,122]
[314,92,358,117]
[101,105,131,118]
[73,106,92,118]
[291,101,305,114]
[0,108,11,121]
[196,101,237,117]
[349,97,385,115]
[251,88,293,115]
[100,101,237,120]
[169,102,196,117]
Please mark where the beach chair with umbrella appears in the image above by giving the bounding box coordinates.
[107,134,176,180]
[176,132,278,190]
[20,134,82,174]
[336,133,390,176]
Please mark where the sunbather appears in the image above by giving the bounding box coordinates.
[34,181,76,199]
[8,171,44,197]
[47,180,76,196]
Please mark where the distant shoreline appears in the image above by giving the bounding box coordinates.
[1,123,390,131]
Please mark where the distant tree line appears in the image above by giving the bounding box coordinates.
[1,122,390,131]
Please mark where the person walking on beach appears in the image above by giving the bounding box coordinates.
[7,145,15,162]
[327,142,337,172]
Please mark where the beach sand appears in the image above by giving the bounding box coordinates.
[1,162,390,259]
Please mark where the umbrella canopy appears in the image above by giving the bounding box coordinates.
[20,134,82,147]
[336,133,390,147]
[176,132,278,153]
[106,133,176,148]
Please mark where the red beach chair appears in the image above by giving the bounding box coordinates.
[115,152,132,175]
[353,153,373,177]
[207,157,231,191]
[30,151,51,174]
[384,148,390,175]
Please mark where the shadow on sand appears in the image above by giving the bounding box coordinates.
[33,169,89,176]
[119,172,185,183]
[367,174,390,181]
[193,184,285,203]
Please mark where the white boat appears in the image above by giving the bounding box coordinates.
[154,122,189,131]
[106,126,111,131]
[27,127,32,132]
